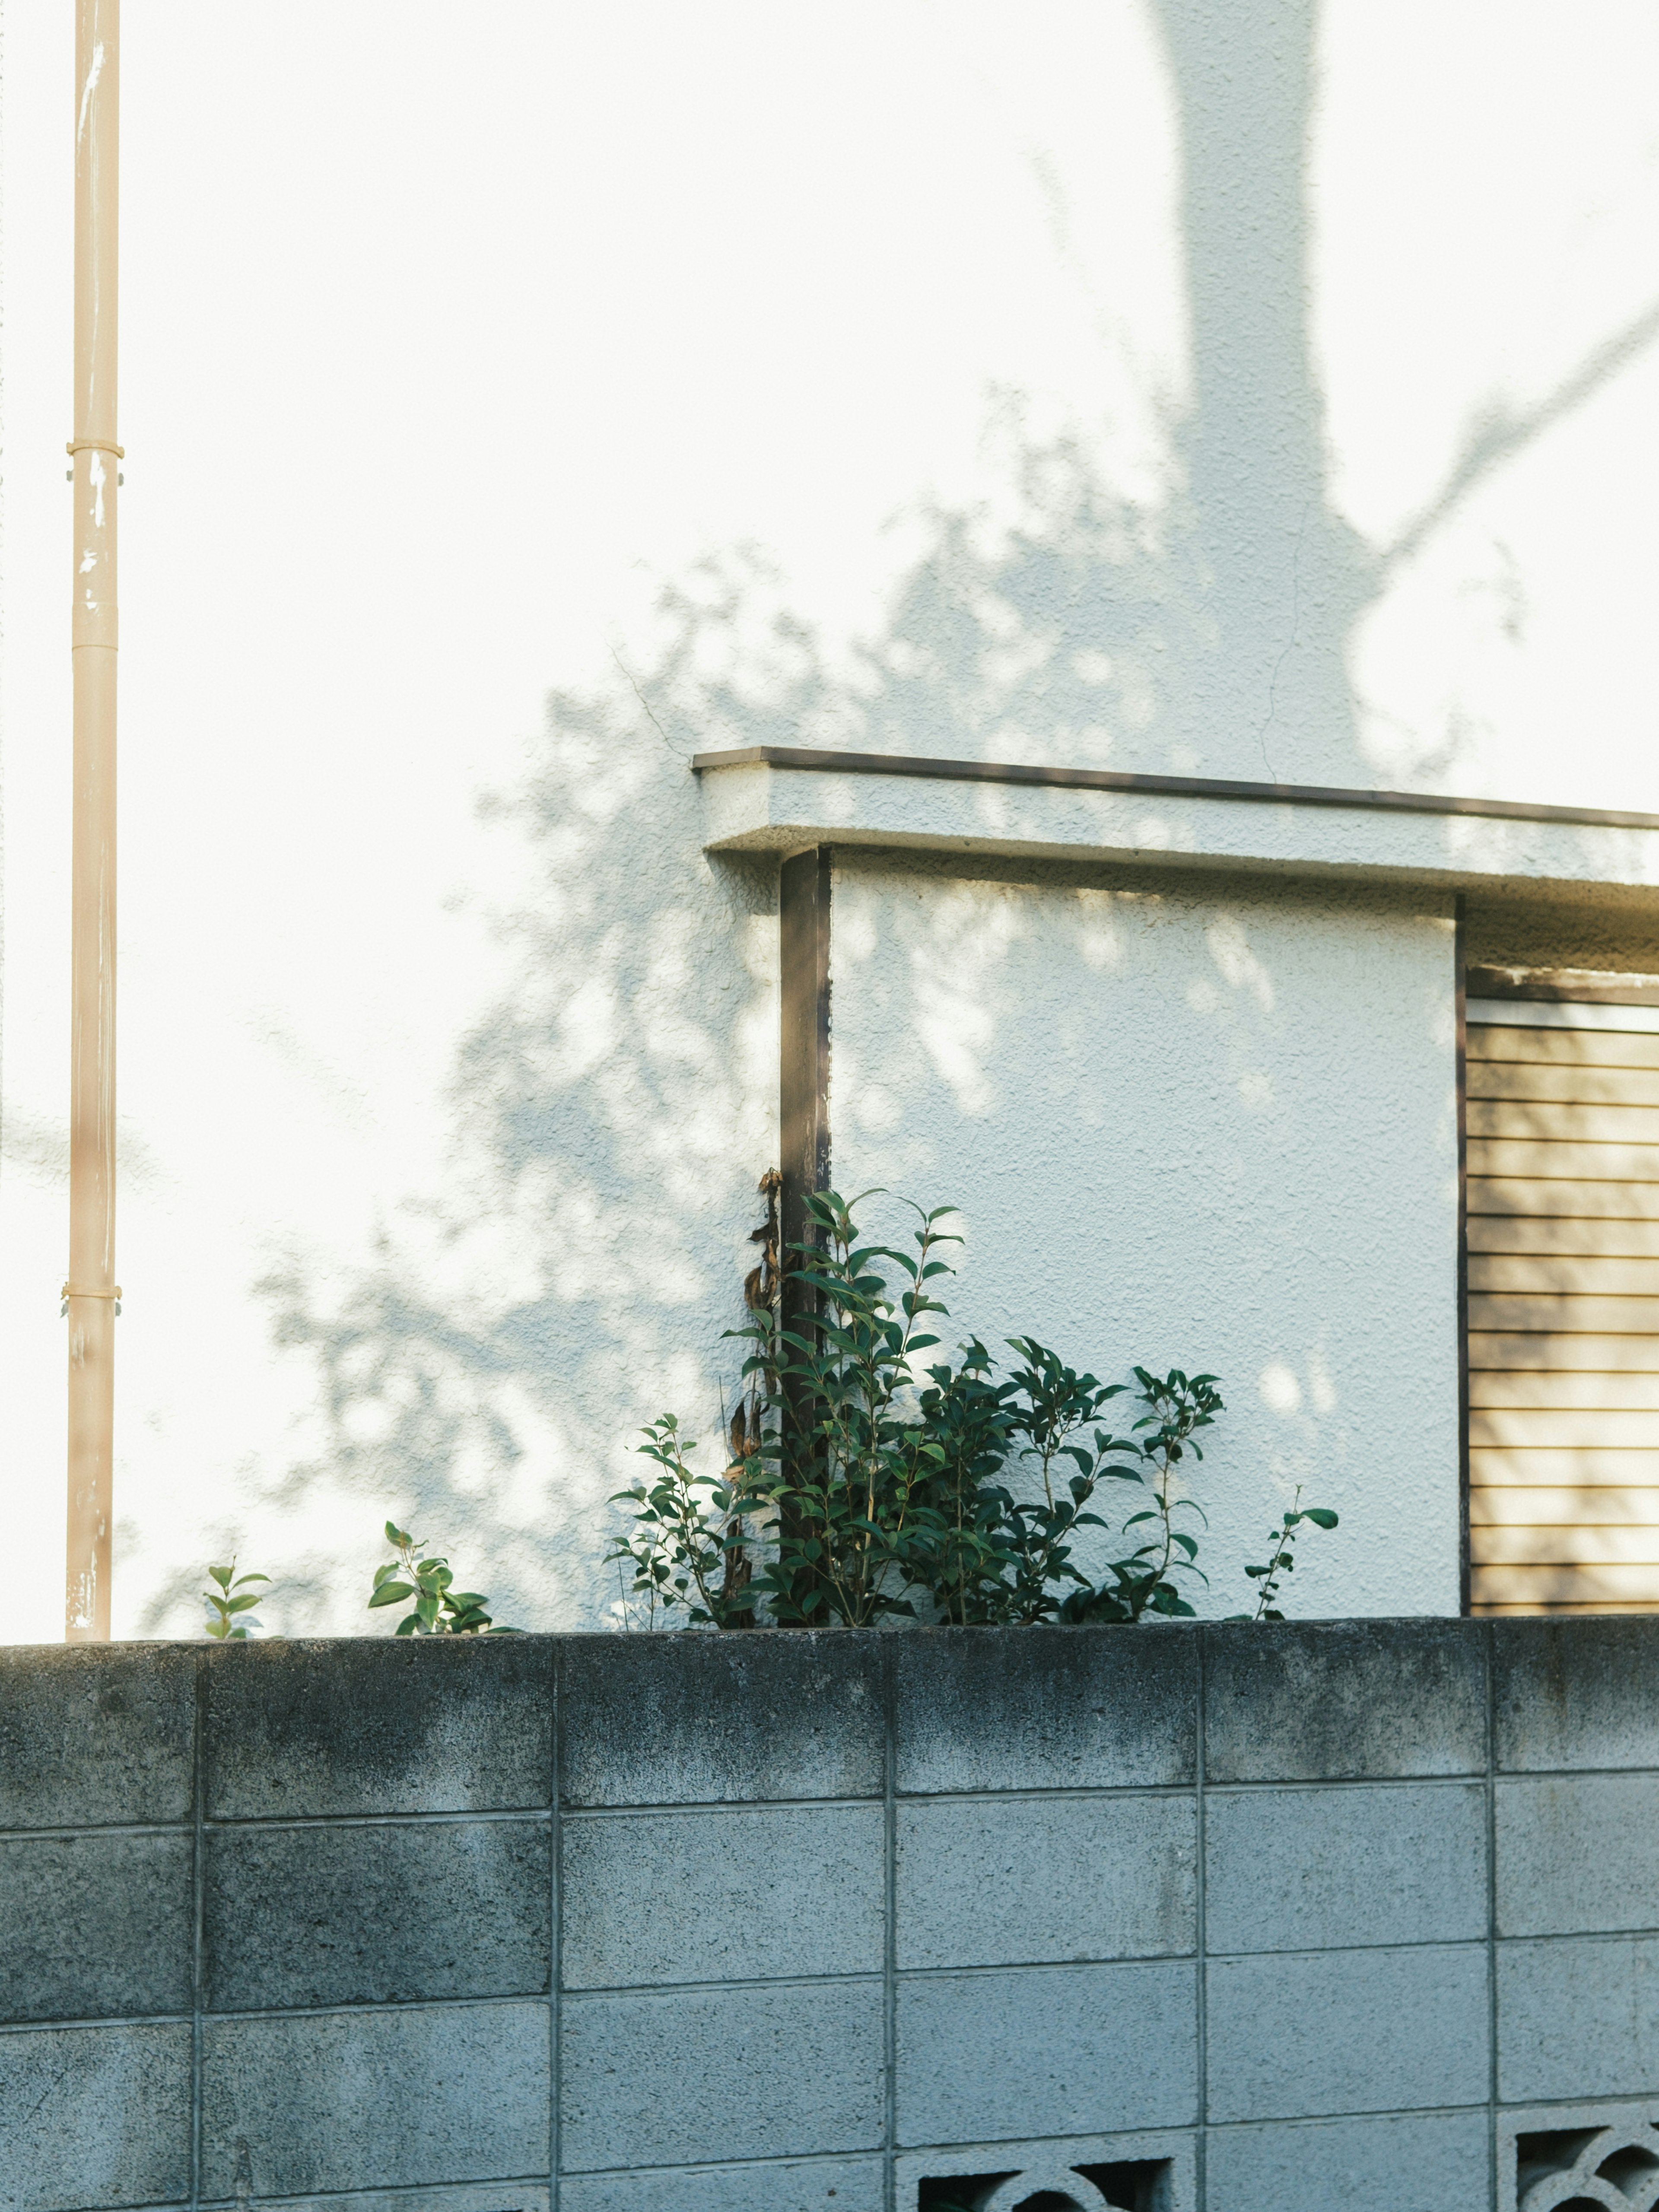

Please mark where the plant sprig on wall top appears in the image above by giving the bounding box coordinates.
[1241,1487,1339,1620]
[367,1522,518,1635]
[203,1559,271,1640]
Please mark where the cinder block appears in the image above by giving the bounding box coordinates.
[896,1794,1195,1970]
[559,2156,884,2211]
[204,1817,550,2010]
[1497,1774,1659,1939]
[561,1804,884,1988]
[1494,1618,1659,1773]
[0,2021,192,2211]
[0,1644,194,1829]
[893,1627,1196,1795]
[1205,2110,1491,2212]
[559,1633,883,1808]
[0,1831,192,2023]
[1206,1946,1489,2121]
[1205,1782,1487,1954]
[562,1628,885,1814]
[203,1636,554,1818]
[198,1999,551,2198]
[1204,1621,1486,1782]
[1498,1935,1659,2103]
[896,1961,1197,2144]
[559,1981,884,2170]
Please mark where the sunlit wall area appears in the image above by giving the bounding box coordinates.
[828,858,1463,1619]
[0,0,1654,1636]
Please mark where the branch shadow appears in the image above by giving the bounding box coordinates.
[246,0,1654,1630]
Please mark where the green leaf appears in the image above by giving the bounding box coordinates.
[225,1593,263,1614]
[1303,1507,1339,1529]
[209,1564,233,1591]
[368,1581,415,1607]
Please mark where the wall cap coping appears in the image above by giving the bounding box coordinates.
[692,745,1659,897]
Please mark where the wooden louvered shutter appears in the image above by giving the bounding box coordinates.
[1468,978,1659,1613]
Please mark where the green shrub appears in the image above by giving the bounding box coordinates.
[611,1186,1335,1629]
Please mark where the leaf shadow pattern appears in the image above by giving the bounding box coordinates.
[245,0,1654,1632]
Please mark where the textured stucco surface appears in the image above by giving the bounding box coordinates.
[830,854,1461,1616]
[4,1621,1659,2212]
[3,0,1659,1640]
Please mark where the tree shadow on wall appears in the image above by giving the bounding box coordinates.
[252,0,1658,1631]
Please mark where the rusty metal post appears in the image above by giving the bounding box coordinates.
[65,0,121,1640]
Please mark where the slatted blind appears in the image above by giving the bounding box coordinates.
[1468,996,1659,1613]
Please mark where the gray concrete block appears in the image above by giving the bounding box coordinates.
[1494,1618,1659,1772]
[896,1794,1195,1970]
[0,1644,194,1830]
[893,1627,1196,1795]
[204,1636,553,1818]
[199,2000,551,2197]
[0,1831,192,2024]
[1206,2110,1491,2212]
[896,1961,1197,2143]
[559,2156,883,2211]
[559,1633,883,1808]
[0,2021,192,2211]
[1204,1620,1486,1782]
[561,1804,884,1989]
[245,2193,547,2212]
[1206,1945,1489,2121]
[1498,1935,1659,2102]
[204,1817,550,2010]
[1497,1774,1659,1939]
[560,1981,884,2169]
[1205,1782,1488,1954]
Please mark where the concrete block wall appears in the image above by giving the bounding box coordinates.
[4,1620,1659,2212]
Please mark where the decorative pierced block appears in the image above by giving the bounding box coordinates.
[1517,2120,1659,2210]
[917,2156,1170,2211]
[899,2128,1191,2212]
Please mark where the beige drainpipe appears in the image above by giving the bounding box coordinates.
[64,0,121,1640]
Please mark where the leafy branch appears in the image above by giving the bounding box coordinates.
[203,1559,270,1640]
[607,1415,767,1629]
[1243,1487,1339,1620]
[367,1522,517,1635]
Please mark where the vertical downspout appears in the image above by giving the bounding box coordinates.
[65,0,120,1640]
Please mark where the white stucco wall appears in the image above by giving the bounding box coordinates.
[0,0,1655,1635]
[828,858,1462,1619]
